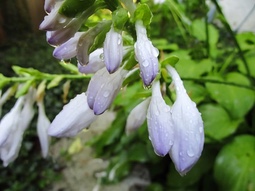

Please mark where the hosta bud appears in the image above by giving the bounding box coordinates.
[125,98,151,135]
[53,32,84,60]
[48,93,97,137]
[147,81,174,156]
[78,48,105,74]
[134,20,159,86]
[103,26,123,73]
[87,68,127,115]
[166,65,204,176]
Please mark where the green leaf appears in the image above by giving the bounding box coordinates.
[15,80,35,97]
[206,72,255,119]
[214,135,255,191]
[175,58,214,78]
[112,8,129,30]
[127,143,149,162]
[59,61,79,74]
[134,3,153,26]
[199,104,242,142]
[237,50,255,78]
[183,82,207,104]
[0,74,10,89]
[47,76,64,89]
[59,0,96,17]
[161,56,179,68]
[12,66,44,77]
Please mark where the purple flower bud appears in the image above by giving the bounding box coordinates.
[134,20,159,86]
[78,48,105,74]
[40,2,71,31]
[44,0,56,13]
[53,32,84,60]
[103,26,123,73]
[166,65,204,176]
[37,100,50,158]
[86,68,127,115]
[125,98,151,135]
[48,93,97,137]
[147,81,174,157]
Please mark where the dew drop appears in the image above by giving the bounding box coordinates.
[103,91,110,98]
[117,37,122,45]
[58,17,66,24]
[199,126,203,133]
[142,61,149,67]
[179,152,183,156]
[187,148,194,157]
[99,53,104,61]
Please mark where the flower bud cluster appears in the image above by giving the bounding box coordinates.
[0,86,50,166]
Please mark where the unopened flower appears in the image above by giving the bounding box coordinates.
[103,25,123,73]
[166,65,204,176]
[37,100,50,158]
[44,0,56,13]
[147,81,174,156]
[134,20,159,86]
[53,32,84,60]
[0,88,36,166]
[78,48,105,74]
[40,2,71,31]
[125,98,151,135]
[87,67,127,115]
[48,93,97,137]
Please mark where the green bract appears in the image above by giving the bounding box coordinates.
[59,0,96,17]
[133,3,152,26]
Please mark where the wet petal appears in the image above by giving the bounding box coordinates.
[147,81,174,156]
[125,97,151,135]
[78,48,105,74]
[103,26,123,73]
[134,20,159,86]
[48,93,97,137]
[166,65,204,176]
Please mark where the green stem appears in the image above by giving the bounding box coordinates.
[211,0,250,77]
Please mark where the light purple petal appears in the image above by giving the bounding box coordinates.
[53,32,84,60]
[147,81,174,156]
[48,93,97,137]
[44,0,56,13]
[166,65,204,176]
[125,97,151,135]
[87,68,127,115]
[78,48,105,74]
[37,101,50,158]
[103,26,123,73]
[134,20,159,86]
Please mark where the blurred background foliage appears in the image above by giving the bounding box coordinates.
[0,0,255,191]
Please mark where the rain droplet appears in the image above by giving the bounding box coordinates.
[103,91,110,98]
[58,17,66,24]
[117,37,122,45]
[179,152,183,156]
[199,126,203,133]
[187,148,194,157]
[142,61,149,67]
[99,53,104,61]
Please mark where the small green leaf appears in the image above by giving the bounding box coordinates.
[112,8,129,31]
[161,56,179,68]
[0,74,10,89]
[47,76,64,89]
[134,3,153,26]
[59,61,79,74]
[199,104,242,142]
[15,80,35,97]
[206,73,255,119]
[59,0,96,17]
[214,135,255,191]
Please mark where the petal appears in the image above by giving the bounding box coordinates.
[48,93,97,137]
[147,81,174,156]
[76,32,94,65]
[0,100,23,147]
[87,68,127,115]
[53,32,84,60]
[37,101,50,158]
[125,97,151,135]
[134,20,159,86]
[78,48,105,74]
[103,26,123,73]
[166,65,204,175]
